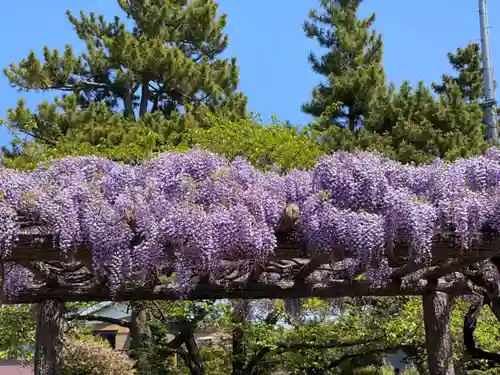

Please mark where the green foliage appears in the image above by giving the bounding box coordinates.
[469,370,500,375]
[303,0,385,131]
[349,365,395,375]
[184,115,323,172]
[219,299,401,374]
[1,107,181,170]
[369,81,487,162]
[0,305,35,361]
[3,114,322,173]
[303,4,491,165]
[231,296,500,374]
[129,300,232,375]
[474,306,500,353]
[4,95,169,148]
[0,302,98,362]
[378,297,500,372]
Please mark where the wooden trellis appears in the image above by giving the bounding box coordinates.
[2,229,500,303]
[2,221,500,375]
[2,227,499,302]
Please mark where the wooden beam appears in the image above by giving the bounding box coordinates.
[2,232,92,265]
[392,246,500,281]
[245,263,264,284]
[6,279,473,303]
[422,250,499,280]
[2,233,313,262]
[294,254,335,282]
[4,231,499,265]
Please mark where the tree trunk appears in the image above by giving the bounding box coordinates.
[422,288,455,375]
[34,300,64,375]
[231,301,248,375]
[139,78,151,119]
[129,304,153,375]
[183,327,205,375]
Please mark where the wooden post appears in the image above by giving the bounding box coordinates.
[129,304,153,375]
[422,283,455,375]
[34,301,64,375]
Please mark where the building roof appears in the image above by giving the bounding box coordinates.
[78,301,114,315]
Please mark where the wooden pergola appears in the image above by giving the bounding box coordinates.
[2,212,500,375]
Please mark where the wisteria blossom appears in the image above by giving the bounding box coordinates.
[1,148,500,296]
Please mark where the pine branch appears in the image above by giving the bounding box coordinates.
[16,129,58,146]
[39,80,109,92]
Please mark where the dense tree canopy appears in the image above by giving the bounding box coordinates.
[0,115,323,172]
[311,38,491,163]
[2,0,246,153]
[366,41,489,163]
[432,43,484,103]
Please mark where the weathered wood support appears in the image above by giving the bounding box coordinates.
[422,282,455,375]
[129,303,154,375]
[5,230,499,264]
[7,278,474,303]
[34,300,64,375]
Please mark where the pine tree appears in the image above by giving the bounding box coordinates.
[3,0,247,149]
[432,43,484,103]
[302,0,385,131]
[317,42,490,164]
[431,42,500,138]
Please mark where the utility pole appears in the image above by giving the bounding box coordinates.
[478,0,498,141]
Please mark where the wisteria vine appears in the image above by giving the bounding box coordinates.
[2,147,500,297]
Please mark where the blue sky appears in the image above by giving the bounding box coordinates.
[0,0,499,147]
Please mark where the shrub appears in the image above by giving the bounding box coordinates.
[62,334,135,375]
